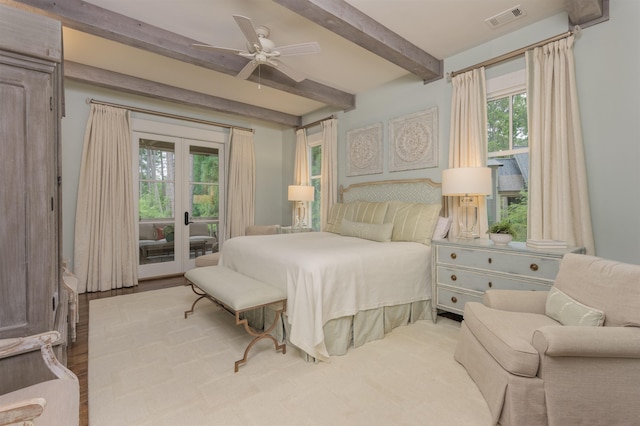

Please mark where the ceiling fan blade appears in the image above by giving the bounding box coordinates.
[269,60,306,82]
[275,42,321,57]
[191,44,243,55]
[236,60,259,80]
[233,15,261,52]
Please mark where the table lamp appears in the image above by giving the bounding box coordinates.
[288,185,314,228]
[442,167,492,239]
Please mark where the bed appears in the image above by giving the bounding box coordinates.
[220,179,448,362]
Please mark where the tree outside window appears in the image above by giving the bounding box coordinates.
[487,87,529,241]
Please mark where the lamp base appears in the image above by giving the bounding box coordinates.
[457,196,479,239]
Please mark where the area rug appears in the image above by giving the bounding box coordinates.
[89,285,491,425]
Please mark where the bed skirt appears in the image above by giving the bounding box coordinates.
[242,299,432,362]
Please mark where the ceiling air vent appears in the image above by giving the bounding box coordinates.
[485,5,527,29]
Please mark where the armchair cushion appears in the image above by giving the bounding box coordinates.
[545,287,605,326]
[483,289,549,314]
[532,325,640,358]
[463,302,559,377]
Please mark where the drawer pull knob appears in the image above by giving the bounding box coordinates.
[450,253,457,259]
[451,274,457,281]
[488,282,493,288]
[451,296,458,303]
[530,263,539,271]
[488,257,492,264]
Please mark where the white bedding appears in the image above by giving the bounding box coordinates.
[220,232,431,361]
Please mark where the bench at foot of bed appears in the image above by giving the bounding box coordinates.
[183,266,287,372]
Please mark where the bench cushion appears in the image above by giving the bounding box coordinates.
[184,266,285,312]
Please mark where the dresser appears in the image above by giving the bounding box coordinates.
[431,238,585,322]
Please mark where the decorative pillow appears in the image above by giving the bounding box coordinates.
[340,219,393,242]
[154,225,165,240]
[545,287,605,326]
[351,201,389,225]
[325,202,356,233]
[432,216,453,240]
[384,201,442,245]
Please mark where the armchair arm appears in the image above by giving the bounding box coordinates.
[533,326,640,358]
[0,398,45,426]
[483,289,549,314]
[0,331,59,359]
[0,331,76,382]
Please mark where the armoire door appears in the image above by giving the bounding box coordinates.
[0,54,58,338]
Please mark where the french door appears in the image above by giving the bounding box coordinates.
[133,120,225,279]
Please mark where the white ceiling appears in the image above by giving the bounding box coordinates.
[63,0,566,119]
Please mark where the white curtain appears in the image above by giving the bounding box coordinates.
[321,118,338,231]
[448,68,489,238]
[74,104,137,293]
[225,128,255,239]
[292,129,310,225]
[294,129,310,185]
[526,36,595,254]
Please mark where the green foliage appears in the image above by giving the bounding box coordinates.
[507,189,528,241]
[488,219,516,236]
[487,92,528,154]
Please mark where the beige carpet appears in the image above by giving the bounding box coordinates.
[89,285,492,426]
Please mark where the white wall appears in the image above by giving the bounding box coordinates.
[324,2,639,264]
[61,81,287,267]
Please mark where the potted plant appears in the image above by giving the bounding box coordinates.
[163,225,175,242]
[487,219,515,245]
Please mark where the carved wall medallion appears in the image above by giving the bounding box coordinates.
[389,107,438,172]
[347,122,383,176]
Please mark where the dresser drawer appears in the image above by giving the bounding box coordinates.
[437,266,551,293]
[437,246,561,282]
[437,287,483,314]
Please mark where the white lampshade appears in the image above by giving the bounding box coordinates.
[442,167,492,196]
[288,185,315,201]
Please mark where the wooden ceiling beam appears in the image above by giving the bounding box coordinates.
[273,0,443,83]
[64,61,301,127]
[6,0,355,111]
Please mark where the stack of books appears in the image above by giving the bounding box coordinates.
[526,239,568,249]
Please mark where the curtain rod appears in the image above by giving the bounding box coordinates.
[449,25,581,80]
[296,114,337,131]
[86,98,254,133]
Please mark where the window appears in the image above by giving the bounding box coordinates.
[486,70,529,241]
[308,133,323,231]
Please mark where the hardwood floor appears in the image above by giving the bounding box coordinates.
[67,275,186,426]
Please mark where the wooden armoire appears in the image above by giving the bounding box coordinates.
[0,4,68,393]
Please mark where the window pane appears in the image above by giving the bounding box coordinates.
[512,93,528,149]
[487,98,510,153]
[190,146,219,184]
[311,145,322,175]
[139,181,174,219]
[311,177,321,231]
[190,183,218,219]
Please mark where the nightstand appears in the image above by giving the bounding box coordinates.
[278,226,312,234]
[431,238,585,322]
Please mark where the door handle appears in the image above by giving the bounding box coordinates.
[184,212,194,226]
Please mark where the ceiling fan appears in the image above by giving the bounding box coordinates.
[192,15,320,83]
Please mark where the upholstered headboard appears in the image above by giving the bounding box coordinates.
[339,178,446,215]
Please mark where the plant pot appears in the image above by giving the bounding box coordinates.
[489,233,512,245]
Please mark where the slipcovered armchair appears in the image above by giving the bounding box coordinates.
[455,253,640,426]
[0,331,79,425]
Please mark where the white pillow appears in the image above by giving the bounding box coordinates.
[432,216,453,240]
[545,287,605,326]
[340,219,394,242]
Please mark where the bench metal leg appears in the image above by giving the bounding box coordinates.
[234,300,287,373]
[184,282,211,318]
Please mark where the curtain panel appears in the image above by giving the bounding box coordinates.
[448,68,489,238]
[321,118,338,231]
[74,104,137,293]
[225,128,255,239]
[526,36,595,254]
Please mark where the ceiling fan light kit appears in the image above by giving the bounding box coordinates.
[192,15,320,83]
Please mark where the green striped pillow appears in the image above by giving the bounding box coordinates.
[384,202,442,245]
[546,287,605,326]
